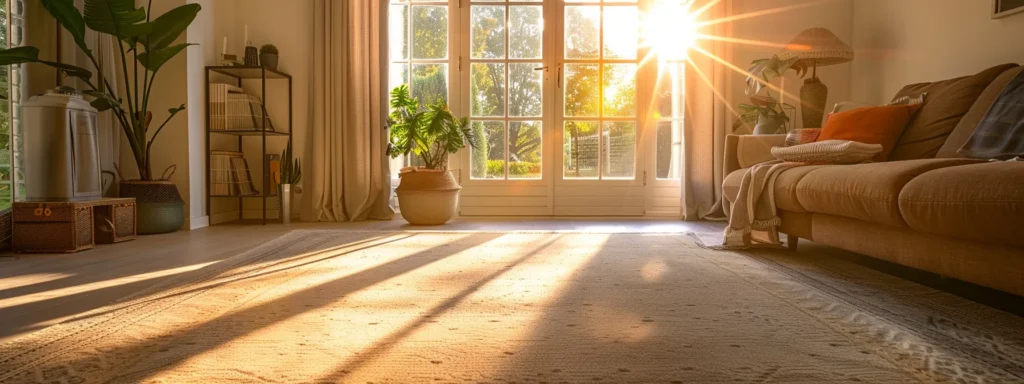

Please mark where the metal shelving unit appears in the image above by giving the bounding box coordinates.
[205,66,292,225]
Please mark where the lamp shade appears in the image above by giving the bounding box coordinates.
[776,28,853,67]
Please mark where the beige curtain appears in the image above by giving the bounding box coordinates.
[308,0,394,222]
[681,0,731,220]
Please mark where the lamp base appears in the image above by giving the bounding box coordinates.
[800,77,829,129]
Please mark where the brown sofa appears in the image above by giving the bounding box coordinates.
[722,64,1024,296]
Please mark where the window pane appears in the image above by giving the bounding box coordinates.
[389,63,409,93]
[564,64,600,117]
[388,5,408,61]
[602,121,635,179]
[655,62,685,120]
[509,63,542,117]
[471,63,506,117]
[470,121,506,179]
[510,6,542,59]
[603,6,638,59]
[412,6,448,59]
[564,6,600,59]
[471,6,505,59]
[412,64,448,105]
[509,121,542,179]
[656,120,682,179]
[603,64,636,117]
[563,121,599,179]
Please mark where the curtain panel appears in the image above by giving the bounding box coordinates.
[681,0,731,221]
[307,0,394,222]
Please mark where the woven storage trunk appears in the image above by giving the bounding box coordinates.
[13,202,94,253]
[94,198,137,244]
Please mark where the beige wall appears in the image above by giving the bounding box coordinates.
[727,0,854,130]
[851,0,1024,104]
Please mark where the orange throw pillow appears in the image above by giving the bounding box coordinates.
[816,104,922,162]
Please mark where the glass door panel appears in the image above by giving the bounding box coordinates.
[560,0,639,182]
[468,0,544,181]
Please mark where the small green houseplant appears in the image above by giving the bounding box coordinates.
[739,55,806,134]
[259,44,279,69]
[278,141,301,224]
[387,84,474,225]
[0,0,202,234]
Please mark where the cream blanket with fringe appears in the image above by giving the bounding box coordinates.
[720,160,802,249]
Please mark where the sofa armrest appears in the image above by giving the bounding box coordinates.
[724,134,787,176]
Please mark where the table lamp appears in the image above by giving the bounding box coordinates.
[777,28,854,128]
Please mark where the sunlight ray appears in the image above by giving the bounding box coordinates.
[685,55,743,120]
[690,44,802,104]
[0,262,219,309]
[695,33,806,50]
[690,0,722,20]
[696,0,836,28]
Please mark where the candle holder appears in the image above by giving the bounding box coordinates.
[221,54,241,66]
[244,45,259,67]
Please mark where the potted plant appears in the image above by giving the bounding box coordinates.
[0,0,201,234]
[279,141,301,224]
[739,55,806,135]
[387,85,474,225]
[259,44,279,70]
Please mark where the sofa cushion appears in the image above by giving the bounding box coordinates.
[795,159,985,227]
[888,64,1018,161]
[723,165,828,213]
[937,66,1024,158]
[899,161,1024,248]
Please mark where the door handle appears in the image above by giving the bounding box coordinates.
[534,66,549,71]
[557,64,562,89]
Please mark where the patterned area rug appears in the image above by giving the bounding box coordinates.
[1,230,1022,383]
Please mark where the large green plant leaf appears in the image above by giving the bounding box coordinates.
[137,43,194,72]
[147,4,201,50]
[83,90,120,112]
[41,0,92,55]
[84,0,150,37]
[0,47,93,81]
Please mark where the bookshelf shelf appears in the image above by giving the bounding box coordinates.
[205,66,292,225]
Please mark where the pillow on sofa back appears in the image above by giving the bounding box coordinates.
[958,68,1024,160]
[887,63,1018,161]
[816,103,922,162]
[937,66,1024,158]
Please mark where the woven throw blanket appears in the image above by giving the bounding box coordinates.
[960,70,1024,160]
[718,160,802,249]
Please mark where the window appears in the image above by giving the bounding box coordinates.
[388,0,451,177]
[0,0,25,209]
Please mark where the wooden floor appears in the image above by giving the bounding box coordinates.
[0,217,722,342]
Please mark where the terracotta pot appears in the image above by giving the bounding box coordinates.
[395,169,460,225]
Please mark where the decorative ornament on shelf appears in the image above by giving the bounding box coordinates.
[243,25,259,66]
[776,28,854,129]
[220,36,240,66]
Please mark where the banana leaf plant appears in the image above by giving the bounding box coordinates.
[745,55,808,96]
[0,0,201,181]
[386,85,475,170]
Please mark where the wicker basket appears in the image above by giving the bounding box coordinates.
[13,202,95,253]
[120,180,184,235]
[94,198,137,244]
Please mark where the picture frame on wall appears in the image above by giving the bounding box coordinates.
[993,0,1024,19]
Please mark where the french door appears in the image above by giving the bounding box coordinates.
[449,0,681,216]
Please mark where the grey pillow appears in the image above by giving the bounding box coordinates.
[958,70,1024,160]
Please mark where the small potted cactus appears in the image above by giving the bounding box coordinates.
[260,44,279,69]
